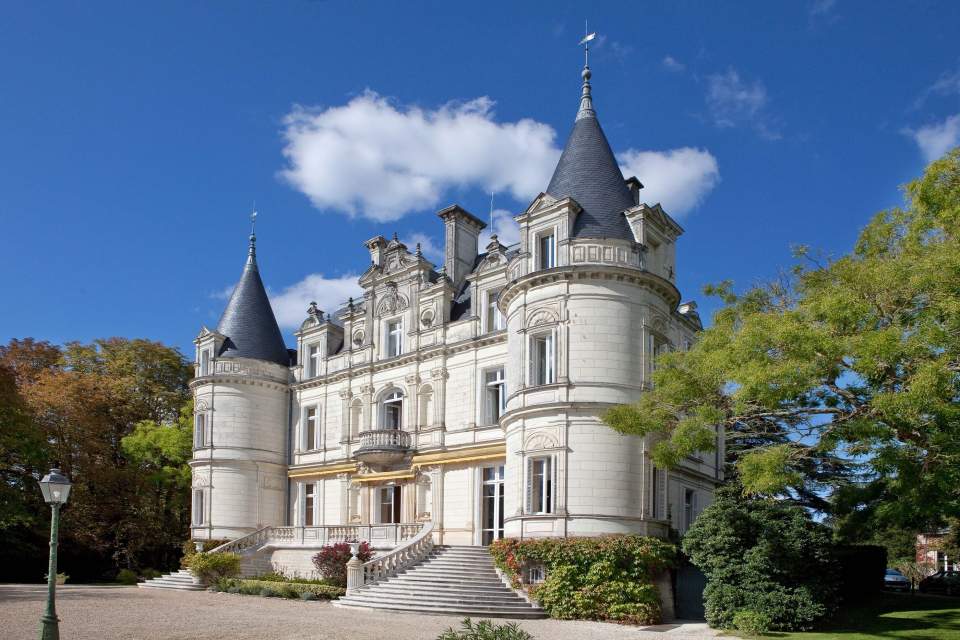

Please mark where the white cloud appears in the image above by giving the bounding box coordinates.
[279,92,561,222]
[662,56,685,72]
[618,148,720,217]
[402,232,444,265]
[905,114,960,162]
[268,273,363,329]
[706,69,780,140]
[809,0,836,17]
[479,208,521,249]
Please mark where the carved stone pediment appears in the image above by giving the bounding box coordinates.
[376,282,410,317]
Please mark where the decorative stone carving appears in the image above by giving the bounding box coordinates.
[352,330,365,346]
[420,307,435,328]
[526,308,559,328]
[376,282,410,317]
[524,431,560,451]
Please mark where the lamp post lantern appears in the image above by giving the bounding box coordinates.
[38,468,71,640]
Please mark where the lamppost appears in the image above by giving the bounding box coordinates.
[38,468,71,640]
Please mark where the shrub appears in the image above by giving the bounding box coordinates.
[254,571,332,585]
[260,587,279,597]
[141,568,162,580]
[217,578,345,600]
[300,591,318,601]
[489,535,675,624]
[733,610,772,635]
[116,569,139,585]
[682,486,839,631]
[180,538,229,569]
[312,541,373,587]
[186,552,241,583]
[437,618,534,640]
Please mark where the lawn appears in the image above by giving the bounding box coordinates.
[754,593,960,640]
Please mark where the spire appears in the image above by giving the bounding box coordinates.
[545,49,636,242]
[216,217,290,366]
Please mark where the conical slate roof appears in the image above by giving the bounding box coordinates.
[545,67,636,242]
[216,234,290,366]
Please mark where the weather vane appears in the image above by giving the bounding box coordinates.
[579,20,597,67]
[250,202,258,236]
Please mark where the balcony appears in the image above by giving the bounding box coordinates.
[354,429,413,466]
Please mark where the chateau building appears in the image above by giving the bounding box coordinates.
[188,61,720,573]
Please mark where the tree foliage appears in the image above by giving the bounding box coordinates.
[0,337,192,581]
[603,149,960,527]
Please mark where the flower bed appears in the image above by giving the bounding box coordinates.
[489,535,675,625]
[214,577,345,600]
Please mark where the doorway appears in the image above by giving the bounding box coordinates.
[481,465,505,545]
[379,485,401,524]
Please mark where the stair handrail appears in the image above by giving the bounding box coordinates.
[204,526,273,555]
[346,520,434,593]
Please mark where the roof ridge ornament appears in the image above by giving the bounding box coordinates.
[248,204,258,260]
[577,25,598,121]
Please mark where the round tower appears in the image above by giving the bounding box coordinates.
[500,61,693,539]
[190,227,292,541]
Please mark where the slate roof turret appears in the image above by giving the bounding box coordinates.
[215,231,290,366]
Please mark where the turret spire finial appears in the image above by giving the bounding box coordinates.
[248,204,258,258]
[577,25,598,121]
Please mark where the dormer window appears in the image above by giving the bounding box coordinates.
[386,319,403,357]
[307,344,321,378]
[538,231,556,270]
[485,288,506,332]
[199,350,211,376]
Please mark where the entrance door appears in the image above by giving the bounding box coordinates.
[379,486,401,523]
[481,465,505,545]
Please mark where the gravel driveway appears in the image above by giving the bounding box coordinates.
[0,584,719,640]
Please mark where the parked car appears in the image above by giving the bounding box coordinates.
[884,568,910,592]
[919,570,960,595]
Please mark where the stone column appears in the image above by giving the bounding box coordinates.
[404,374,420,432]
[337,473,350,525]
[430,368,448,431]
[360,384,374,433]
[338,389,352,445]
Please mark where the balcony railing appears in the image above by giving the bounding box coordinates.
[357,429,411,451]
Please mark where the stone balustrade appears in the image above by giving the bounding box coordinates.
[347,521,434,593]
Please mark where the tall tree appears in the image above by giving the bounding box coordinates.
[603,149,960,528]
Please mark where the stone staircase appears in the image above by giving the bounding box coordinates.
[336,545,545,618]
[137,568,206,591]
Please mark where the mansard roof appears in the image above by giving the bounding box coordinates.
[545,67,636,243]
[216,235,290,366]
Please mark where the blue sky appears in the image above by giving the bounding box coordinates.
[2,1,959,358]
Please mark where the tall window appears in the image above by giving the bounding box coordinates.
[651,467,662,519]
[192,490,205,526]
[199,350,211,376]
[382,390,403,430]
[528,457,552,514]
[386,319,403,357]
[307,344,322,378]
[538,232,556,269]
[304,483,316,526]
[683,488,696,531]
[304,406,318,450]
[485,289,505,332]
[531,333,556,385]
[194,413,206,448]
[379,486,401,524]
[484,368,506,424]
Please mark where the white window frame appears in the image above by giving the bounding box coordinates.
[194,412,207,448]
[683,488,697,531]
[386,318,404,358]
[192,489,205,526]
[530,331,556,386]
[302,405,320,451]
[483,367,506,425]
[381,390,403,430]
[306,343,322,379]
[526,456,554,515]
[199,349,211,376]
[485,288,506,332]
[537,229,557,270]
[302,481,317,526]
[378,485,401,524]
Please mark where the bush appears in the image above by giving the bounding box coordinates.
[186,552,241,583]
[312,541,373,587]
[437,618,534,640]
[218,578,345,600]
[489,535,675,624]
[733,610,772,635]
[116,569,139,585]
[141,567,162,580]
[180,538,229,569]
[835,545,886,603]
[254,571,333,585]
[300,591,318,601]
[682,487,839,631]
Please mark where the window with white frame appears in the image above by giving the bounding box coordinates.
[484,368,506,424]
[526,564,546,585]
[530,332,556,386]
[538,231,556,269]
[683,488,696,531]
[485,288,506,332]
[381,390,403,430]
[303,482,317,526]
[303,406,319,450]
[194,412,206,448]
[192,489,205,525]
[379,486,401,524]
[199,349,211,376]
[527,456,553,514]
[650,466,663,519]
[386,319,403,357]
[306,343,322,378]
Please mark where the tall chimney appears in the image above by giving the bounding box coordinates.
[437,205,486,290]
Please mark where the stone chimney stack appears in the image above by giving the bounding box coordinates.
[364,235,388,267]
[437,205,486,290]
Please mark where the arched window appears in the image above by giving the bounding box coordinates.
[380,389,403,430]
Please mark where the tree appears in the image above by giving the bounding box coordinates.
[603,149,960,528]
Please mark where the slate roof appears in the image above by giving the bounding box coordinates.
[216,238,291,366]
[545,69,636,242]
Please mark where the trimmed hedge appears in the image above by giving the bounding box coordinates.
[489,535,675,625]
[180,539,229,569]
[186,552,241,583]
[216,577,345,600]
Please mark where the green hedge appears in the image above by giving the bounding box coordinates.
[186,552,241,583]
[216,578,345,600]
[489,535,675,625]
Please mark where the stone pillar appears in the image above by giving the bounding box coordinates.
[360,384,374,433]
[337,473,351,524]
[404,374,420,432]
[430,368,448,431]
